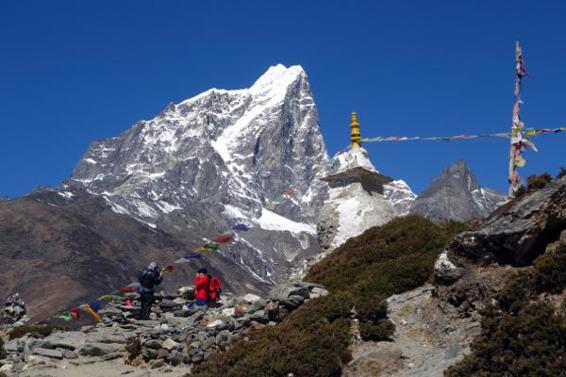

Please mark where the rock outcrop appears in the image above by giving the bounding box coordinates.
[449,175,566,266]
[343,285,481,377]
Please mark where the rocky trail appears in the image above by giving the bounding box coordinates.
[343,285,480,377]
[0,281,328,377]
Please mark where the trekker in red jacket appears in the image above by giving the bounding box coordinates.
[194,268,210,309]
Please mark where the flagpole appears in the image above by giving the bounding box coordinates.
[509,40,527,197]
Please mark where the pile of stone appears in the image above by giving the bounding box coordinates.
[1,293,28,326]
[0,281,328,375]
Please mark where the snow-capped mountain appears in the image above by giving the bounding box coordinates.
[409,160,507,222]
[67,64,329,284]
[383,180,417,216]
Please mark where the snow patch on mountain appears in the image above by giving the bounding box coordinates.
[257,208,316,235]
[383,180,417,216]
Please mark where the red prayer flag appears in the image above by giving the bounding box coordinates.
[213,234,232,244]
[283,188,296,197]
[70,307,80,320]
[163,264,176,272]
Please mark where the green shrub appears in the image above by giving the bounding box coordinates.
[445,301,566,377]
[195,216,465,377]
[514,185,527,198]
[532,240,566,294]
[446,242,566,377]
[527,173,552,190]
[194,301,351,377]
[495,271,534,314]
[359,319,395,341]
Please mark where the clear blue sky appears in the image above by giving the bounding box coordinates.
[1,0,565,198]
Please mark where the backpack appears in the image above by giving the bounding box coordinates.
[139,268,159,290]
[208,276,222,301]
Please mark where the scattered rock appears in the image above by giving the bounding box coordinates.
[268,283,310,301]
[161,339,178,351]
[32,347,64,360]
[433,250,464,285]
[0,279,327,372]
[78,342,122,357]
[242,294,261,303]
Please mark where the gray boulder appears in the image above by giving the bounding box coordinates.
[450,175,566,265]
[268,283,310,301]
[279,295,305,310]
[31,348,64,360]
[78,342,123,357]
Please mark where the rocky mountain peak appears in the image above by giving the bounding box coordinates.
[249,64,306,94]
[427,159,480,196]
[410,160,506,222]
[66,64,329,285]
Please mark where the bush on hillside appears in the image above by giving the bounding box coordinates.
[445,300,566,377]
[527,172,552,190]
[445,243,566,377]
[195,216,466,377]
[514,185,527,198]
[532,240,566,294]
[193,300,352,377]
[359,319,395,341]
[557,166,566,179]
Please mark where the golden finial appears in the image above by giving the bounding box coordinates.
[350,112,361,149]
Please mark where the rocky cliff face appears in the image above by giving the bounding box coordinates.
[449,175,566,266]
[383,180,417,216]
[67,65,329,284]
[410,160,506,222]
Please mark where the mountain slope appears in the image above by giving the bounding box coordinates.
[67,64,329,284]
[0,188,268,320]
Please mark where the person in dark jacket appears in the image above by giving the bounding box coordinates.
[138,262,163,320]
[194,268,210,309]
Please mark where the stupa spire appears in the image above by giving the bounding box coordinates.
[350,111,362,149]
[350,112,361,149]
